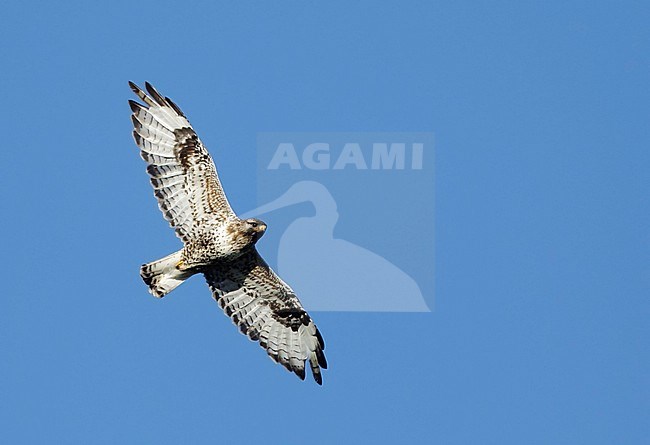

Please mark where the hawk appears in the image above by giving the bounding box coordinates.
[128,82,327,384]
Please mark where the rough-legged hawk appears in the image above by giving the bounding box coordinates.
[129,82,327,384]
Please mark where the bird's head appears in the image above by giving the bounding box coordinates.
[242,218,267,243]
[227,218,268,251]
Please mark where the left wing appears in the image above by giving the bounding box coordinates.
[204,249,328,384]
[129,81,235,242]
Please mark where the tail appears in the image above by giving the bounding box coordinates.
[140,250,193,298]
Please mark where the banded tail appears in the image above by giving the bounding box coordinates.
[140,250,194,297]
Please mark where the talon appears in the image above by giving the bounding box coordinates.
[176,260,185,270]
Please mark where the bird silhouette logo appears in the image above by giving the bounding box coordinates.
[243,180,430,312]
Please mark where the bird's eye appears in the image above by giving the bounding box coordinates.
[250,222,258,228]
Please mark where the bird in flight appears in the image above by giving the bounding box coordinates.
[128,82,327,384]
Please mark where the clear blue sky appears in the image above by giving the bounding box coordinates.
[1,1,648,444]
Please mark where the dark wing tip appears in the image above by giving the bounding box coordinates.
[128,99,144,113]
[130,114,142,130]
[295,367,306,381]
[165,96,186,117]
[144,81,168,107]
[129,81,156,106]
[313,371,323,385]
[317,349,328,369]
[132,130,142,145]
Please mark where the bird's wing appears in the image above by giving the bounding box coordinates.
[129,81,235,242]
[204,249,328,384]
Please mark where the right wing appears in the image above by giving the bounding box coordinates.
[204,249,328,384]
[129,81,235,242]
